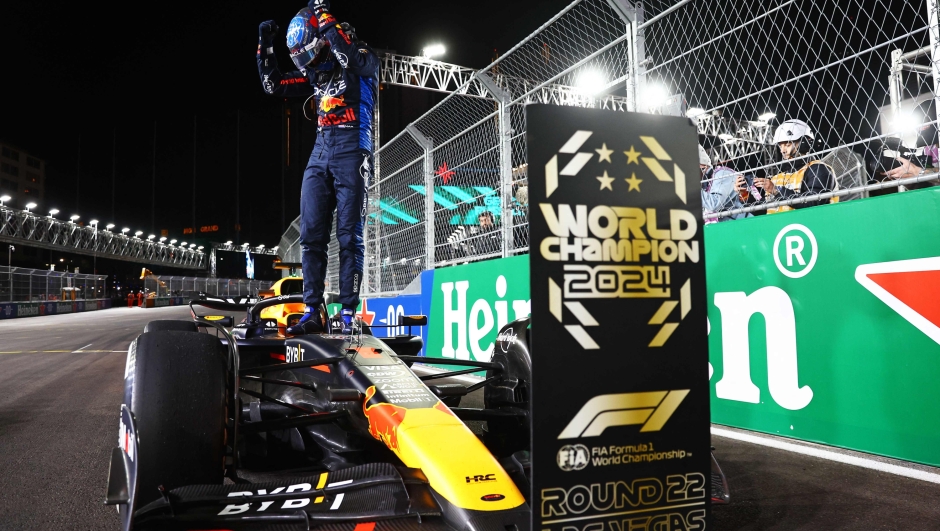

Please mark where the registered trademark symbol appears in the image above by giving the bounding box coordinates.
[773,224,818,278]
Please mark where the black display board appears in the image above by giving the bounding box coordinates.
[528,105,710,531]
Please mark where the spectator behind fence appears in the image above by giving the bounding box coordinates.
[881,119,940,189]
[447,210,500,262]
[699,144,751,223]
[736,119,837,213]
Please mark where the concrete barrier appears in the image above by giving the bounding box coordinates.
[0,299,113,320]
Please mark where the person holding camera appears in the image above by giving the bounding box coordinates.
[699,144,751,222]
[735,119,837,213]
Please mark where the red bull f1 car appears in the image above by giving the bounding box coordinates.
[106,294,728,530]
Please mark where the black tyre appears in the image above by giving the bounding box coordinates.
[130,331,228,507]
[483,318,532,457]
[143,320,198,333]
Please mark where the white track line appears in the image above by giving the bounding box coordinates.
[72,343,93,353]
[712,427,940,485]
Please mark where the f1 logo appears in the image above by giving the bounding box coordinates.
[558,390,689,438]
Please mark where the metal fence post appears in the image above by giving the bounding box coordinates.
[406,125,434,269]
[478,73,514,258]
[929,0,940,135]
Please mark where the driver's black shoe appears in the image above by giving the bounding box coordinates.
[287,312,323,335]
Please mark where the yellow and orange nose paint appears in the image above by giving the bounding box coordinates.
[362,386,525,511]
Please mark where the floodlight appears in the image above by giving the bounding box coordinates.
[891,111,922,136]
[225,240,233,245]
[106,223,115,230]
[49,208,60,217]
[134,230,143,237]
[69,215,80,222]
[575,70,606,96]
[0,195,10,205]
[758,112,777,122]
[170,239,177,244]
[159,236,167,242]
[421,44,445,59]
[686,107,706,119]
[90,219,99,226]
[25,202,37,212]
[641,83,670,110]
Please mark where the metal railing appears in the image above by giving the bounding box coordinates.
[0,207,206,269]
[0,266,107,302]
[141,275,274,299]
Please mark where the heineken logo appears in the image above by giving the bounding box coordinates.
[856,257,940,345]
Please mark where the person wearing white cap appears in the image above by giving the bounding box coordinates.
[700,144,750,223]
[736,119,837,213]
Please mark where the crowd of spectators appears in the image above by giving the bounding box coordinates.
[700,116,939,222]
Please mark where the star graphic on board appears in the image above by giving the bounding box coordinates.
[435,162,456,184]
[625,173,643,192]
[356,299,376,326]
[624,145,641,165]
[596,171,615,191]
[595,143,614,163]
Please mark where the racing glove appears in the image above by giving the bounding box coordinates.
[258,20,278,58]
[259,20,278,43]
[308,0,338,33]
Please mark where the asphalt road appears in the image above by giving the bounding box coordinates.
[0,307,939,530]
[0,305,190,530]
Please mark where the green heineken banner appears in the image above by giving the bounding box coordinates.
[706,187,940,467]
[426,254,531,364]
[527,105,712,531]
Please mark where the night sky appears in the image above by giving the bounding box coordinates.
[0,0,572,262]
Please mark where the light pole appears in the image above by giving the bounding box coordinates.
[7,244,14,302]
[0,195,10,207]
[25,202,36,214]
[90,220,99,290]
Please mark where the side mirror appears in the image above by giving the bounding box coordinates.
[399,315,428,326]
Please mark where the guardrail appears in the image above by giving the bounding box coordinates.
[0,265,107,303]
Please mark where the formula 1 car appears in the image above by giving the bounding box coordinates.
[106,294,534,531]
[105,294,728,530]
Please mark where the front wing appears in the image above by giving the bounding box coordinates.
[133,463,447,530]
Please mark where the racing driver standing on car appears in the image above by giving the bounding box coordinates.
[257,0,378,335]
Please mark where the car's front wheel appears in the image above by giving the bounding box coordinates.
[129,331,228,507]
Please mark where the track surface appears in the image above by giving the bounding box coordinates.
[1,307,939,529]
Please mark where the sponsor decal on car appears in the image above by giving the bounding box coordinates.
[217,473,346,515]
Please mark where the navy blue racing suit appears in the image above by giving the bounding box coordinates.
[258,24,379,310]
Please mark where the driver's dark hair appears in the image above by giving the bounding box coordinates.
[478,210,494,223]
